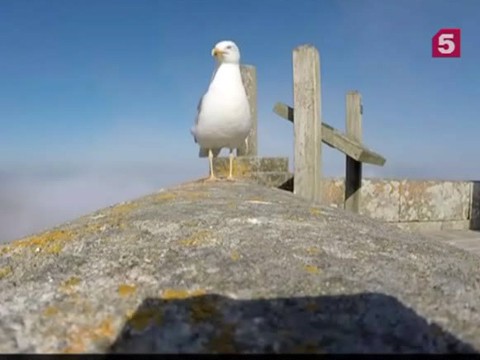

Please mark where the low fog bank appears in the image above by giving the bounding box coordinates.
[1,156,478,244]
[0,162,204,244]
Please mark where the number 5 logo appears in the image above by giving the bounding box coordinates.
[432,28,461,58]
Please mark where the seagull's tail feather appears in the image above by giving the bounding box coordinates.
[198,148,208,157]
[199,148,221,158]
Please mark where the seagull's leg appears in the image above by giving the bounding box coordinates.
[227,148,235,181]
[206,149,217,181]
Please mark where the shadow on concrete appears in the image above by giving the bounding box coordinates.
[278,176,294,193]
[470,181,480,231]
[108,292,477,354]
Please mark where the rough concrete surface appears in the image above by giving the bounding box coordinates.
[398,180,471,222]
[416,230,480,258]
[1,180,480,353]
[319,178,476,231]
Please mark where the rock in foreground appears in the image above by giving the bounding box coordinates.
[0,180,479,353]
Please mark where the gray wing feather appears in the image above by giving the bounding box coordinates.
[193,66,221,156]
[191,94,205,144]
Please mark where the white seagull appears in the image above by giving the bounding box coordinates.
[191,40,252,181]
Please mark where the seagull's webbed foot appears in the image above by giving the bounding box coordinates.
[205,174,219,182]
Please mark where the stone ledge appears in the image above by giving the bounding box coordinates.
[212,156,289,178]
[1,180,479,353]
[395,220,470,232]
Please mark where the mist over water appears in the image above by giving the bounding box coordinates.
[0,163,203,244]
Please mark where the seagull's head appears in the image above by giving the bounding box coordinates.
[211,40,240,64]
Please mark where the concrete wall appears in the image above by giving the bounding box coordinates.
[322,178,480,231]
[212,157,479,232]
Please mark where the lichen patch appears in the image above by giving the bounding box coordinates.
[1,229,74,256]
[179,230,216,247]
[160,288,206,300]
[62,317,116,353]
[0,265,13,279]
[304,265,320,274]
[118,284,137,298]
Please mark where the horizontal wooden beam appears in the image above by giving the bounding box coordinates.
[273,102,386,166]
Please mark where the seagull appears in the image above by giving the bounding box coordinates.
[190,40,252,181]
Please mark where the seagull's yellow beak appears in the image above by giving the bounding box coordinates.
[211,47,225,58]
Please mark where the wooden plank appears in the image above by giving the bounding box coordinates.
[345,91,362,213]
[273,102,386,166]
[292,45,322,202]
[237,65,258,156]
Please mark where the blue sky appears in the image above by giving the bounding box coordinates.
[0,0,479,241]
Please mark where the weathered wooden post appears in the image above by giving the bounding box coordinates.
[237,65,258,156]
[345,91,363,212]
[292,45,322,202]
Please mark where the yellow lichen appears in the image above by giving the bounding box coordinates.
[216,159,252,178]
[1,229,73,255]
[230,250,240,261]
[47,242,64,254]
[125,308,135,319]
[161,288,206,300]
[43,306,60,317]
[62,317,115,353]
[127,308,163,332]
[309,207,323,217]
[207,324,236,353]
[153,192,177,202]
[306,247,320,255]
[0,265,13,279]
[179,230,214,247]
[304,265,320,274]
[59,276,81,294]
[118,284,137,297]
[63,276,81,287]
[232,160,252,177]
[180,191,208,200]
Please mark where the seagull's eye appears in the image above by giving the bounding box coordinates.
[226,45,232,50]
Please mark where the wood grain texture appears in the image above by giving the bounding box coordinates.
[345,91,363,213]
[292,45,322,202]
[237,65,258,156]
[273,102,385,166]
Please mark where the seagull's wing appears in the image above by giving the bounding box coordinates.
[192,63,222,157]
[190,94,205,143]
[195,94,204,126]
[192,63,219,134]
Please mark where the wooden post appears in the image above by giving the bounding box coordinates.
[345,91,363,212]
[237,65,258,156]
[292,45,322,202]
